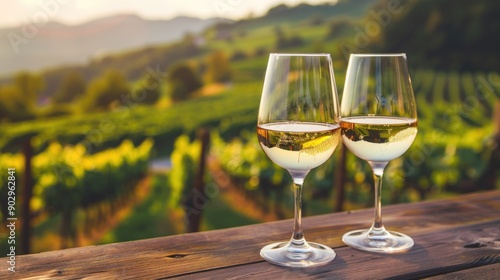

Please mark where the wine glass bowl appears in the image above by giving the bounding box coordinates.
[340,53,418,253]
[257,53,340,267]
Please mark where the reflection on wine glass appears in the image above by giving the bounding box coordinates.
[257,53,341,267]
[340,53,418,253]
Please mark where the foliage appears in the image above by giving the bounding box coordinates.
[168,135,201,207]
[0,138,154,245]
[274,26,305,50]
[168,63,202,102]
[83,69,131,112]
[205,50,232,83]
[0,0,499,248]
[0,72,44,122]
[134,73,162,105]
[0,81,261,157]
[37,104,75,119]
[371,0,500,71]
[327,17,355,39]
[261,1,373,23]
[206,69,499,210]
[211,130,288,191]
[52,71,87,104]
[0,153,23,220]
[0,139,152,215]
[0,85,33,122]
[14,72,45,108]
[230,50,248,61]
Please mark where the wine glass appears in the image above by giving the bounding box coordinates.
[257,53,341,267]
[340,53,418,253]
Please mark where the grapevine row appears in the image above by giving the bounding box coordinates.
[0,139,153,247]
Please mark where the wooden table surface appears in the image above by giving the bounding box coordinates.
[2,190,499,279]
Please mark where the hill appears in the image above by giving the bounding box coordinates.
[233,0,375,29]
[3,0,499,102]
[1,1,376,100]
[368,0,500,71]
[0,14,224,76]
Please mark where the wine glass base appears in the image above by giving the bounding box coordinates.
[342,229,414,253]
[260,241,336,267]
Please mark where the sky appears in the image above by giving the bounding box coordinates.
[0,0,337,28]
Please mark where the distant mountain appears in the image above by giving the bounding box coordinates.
[0,14,225,76]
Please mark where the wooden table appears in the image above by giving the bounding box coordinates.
[2,190,499,279]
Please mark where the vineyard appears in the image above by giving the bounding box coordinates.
[1,0,500,254]
[0,139,153,249]
[208,69,500,213]
[1,64,499,253]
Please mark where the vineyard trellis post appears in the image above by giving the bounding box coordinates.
[21,136,33,254]
[479,100,500,188]
[186,128,210,232]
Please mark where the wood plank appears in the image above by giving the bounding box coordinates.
[1,190,499,279]
[427,263,500,280]
[176,221,500,279]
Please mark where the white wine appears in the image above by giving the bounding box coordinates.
[257,122,341,171]
[341,116,417,162]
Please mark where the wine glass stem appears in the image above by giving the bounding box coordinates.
[368,161,388,232]
[291,178,305,246]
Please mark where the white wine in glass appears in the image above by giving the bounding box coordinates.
[341,53,418,253]
[257,53,341,267]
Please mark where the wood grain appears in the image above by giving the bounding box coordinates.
[1,190,499,280]
[173,221,500,280]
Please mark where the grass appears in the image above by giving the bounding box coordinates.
[100,172,263,244]
[98,174,182,244]
[200,189,261,231]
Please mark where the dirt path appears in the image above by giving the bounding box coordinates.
[76,175,153,246]
[31,175,153,252]
[208,156,288,223]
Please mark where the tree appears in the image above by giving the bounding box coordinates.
[371,0,500,71]
[0,88,6,121]
[14,71,44,108]
[53,71,87,104]
[205,50,231,83]
[0,71,43,122]
[327,18,354,39]
[230,50,247,61]
[274,26,305,50]
[0,72,43,254]
[83,69,130,112]
[168,63,202,103]
[135,73,161,105]
[0,86,31,121]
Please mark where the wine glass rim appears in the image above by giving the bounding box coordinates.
[350,53,406,57]
[270,53,331,57]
